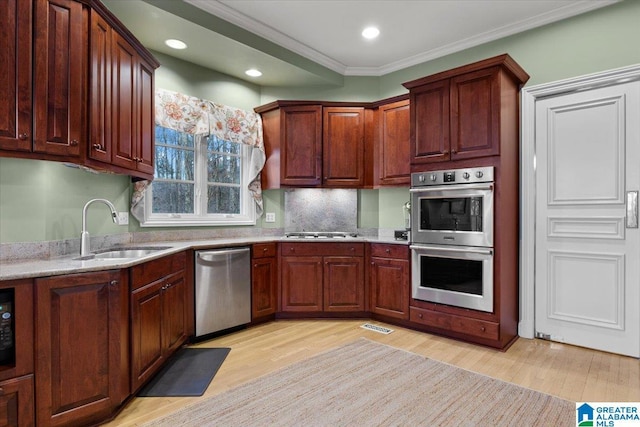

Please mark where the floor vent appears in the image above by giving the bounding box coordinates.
[360,323,394,334]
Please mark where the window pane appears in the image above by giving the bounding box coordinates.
[207,185,240,214]
[155,146,195,180]
[207,136,240,154]
[155,126,194,147]
[207,153,240,184]
[152,182,194,214]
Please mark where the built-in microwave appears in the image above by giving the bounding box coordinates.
[410,167,494,247]
[0,290,15,365]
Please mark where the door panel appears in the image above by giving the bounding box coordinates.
[535,81,640,357]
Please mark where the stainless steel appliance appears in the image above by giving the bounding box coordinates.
[410,167,495,312]
[194,247,251,337]
[410,167,493,247]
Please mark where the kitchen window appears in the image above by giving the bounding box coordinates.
[140,125,256,226]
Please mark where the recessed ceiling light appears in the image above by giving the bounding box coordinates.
[245,69,262,77]
[362,26,380,40]
[165,39,187,50]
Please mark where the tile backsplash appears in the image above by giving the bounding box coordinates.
[284,189,357,233]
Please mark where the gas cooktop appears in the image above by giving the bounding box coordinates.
[285,232,359,239]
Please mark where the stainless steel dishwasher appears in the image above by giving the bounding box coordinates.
[194,247,251,338]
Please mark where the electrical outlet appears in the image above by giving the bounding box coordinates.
[265,212,276,223]
[117,212,129,225]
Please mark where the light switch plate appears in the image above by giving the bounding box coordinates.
[117,212,129,225]
[265,212,276,223]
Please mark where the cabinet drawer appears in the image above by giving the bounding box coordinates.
[410,307,499,341]
[280,242,364,257]
[370,243,408,259]
[253,243,276,259]
[0,374,34,427]
[131,251,186,290]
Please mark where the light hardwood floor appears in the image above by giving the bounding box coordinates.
[103,319,640,426]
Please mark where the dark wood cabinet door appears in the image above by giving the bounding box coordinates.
[450,66,500,160]
[0,375,35,427]
[111,31,138,171]
[281,256,323,312]
[281,105,322,186]
[252,257,277,318]
[410,79,450,164]
[33,0,84,157]
[378,100,410,186]
[323,107,365,187]
[370,257,409,320]
[0,0,32,152]
[130,279,164,392]
[35,270,123,427]
[88,9,112,164]
[161,272,188,355]
[135,57,155,176]
[323,256,364,312]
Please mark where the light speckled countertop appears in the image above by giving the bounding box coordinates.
[0,236,408,281]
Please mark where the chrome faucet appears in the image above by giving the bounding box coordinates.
[80,198,119,257]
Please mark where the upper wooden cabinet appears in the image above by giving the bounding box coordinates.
[375,98,410,186]
[256,102,365,188]
[0,0,159,180]
[403,54,529,166]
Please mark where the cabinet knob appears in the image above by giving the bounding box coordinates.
[93,143,104,150]
[451,149,457,154]
[110,280,118,287]
[443,150,449,155]
[290,247,294,252]
[0,386,3,395]
[418,313,423,319]
[480,326,486,332]
[18,133,29,140]
[70,139,79,146]
[254,264,258,267]
[385,249,391,254]
[263,247,268,251]
[350,247,355,251]
[370,262,375,266]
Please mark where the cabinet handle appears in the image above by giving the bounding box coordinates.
[451,149,457,154]
[18,133,29,140]
[0,386,3,395]
[110,280,118,287]
[350,247,355,251]
[385,249,391,254]
[254,264,258,267]
[93,143,104,150]
[418,313,423,319]
[370,262,375,266]
[70,139,78,146]
[480,326,486,332]
[290,247,294,252]
[263,247,268,252]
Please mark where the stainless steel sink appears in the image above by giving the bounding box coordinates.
[75,246,172,261]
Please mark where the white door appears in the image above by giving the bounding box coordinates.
[535,81,640,357]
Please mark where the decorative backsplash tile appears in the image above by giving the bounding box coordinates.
[284,189,357,233]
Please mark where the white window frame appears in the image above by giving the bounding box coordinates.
[140,133,257,227]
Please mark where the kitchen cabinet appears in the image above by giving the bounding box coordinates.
[375,98,410,186]
[34,269,128,427]
[255,102,366,188]
[403,54,529,166]
[0,280,35,427]
[280,243,365,313]
[87,5,156,178]
[0,0,158,180]
[252,243,278,319]
[0,0,32,152]
[369,244,409,320]
[322,107,365,187]
[130,251,188,392]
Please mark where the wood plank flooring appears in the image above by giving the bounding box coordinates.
[102,319,640,426]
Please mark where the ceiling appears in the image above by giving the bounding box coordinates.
[102,0,619,87]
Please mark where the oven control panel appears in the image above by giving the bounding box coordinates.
[412,166,494,187]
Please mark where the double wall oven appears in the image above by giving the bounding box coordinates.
[410,167,494,313]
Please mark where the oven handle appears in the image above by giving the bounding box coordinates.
[410,245,493,256]
[409,183,493,192]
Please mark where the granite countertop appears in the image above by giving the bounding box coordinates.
[0,235,409,281]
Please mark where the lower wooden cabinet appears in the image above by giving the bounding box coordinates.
[0,374,34,427]
[130,252,188,393]
[34,270,128,427]
[251,243,278,318]
[369,244,409,320]
[280,243,365,313]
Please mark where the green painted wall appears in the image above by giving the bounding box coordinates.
[2,1,639,244]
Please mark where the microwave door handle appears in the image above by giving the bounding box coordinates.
[410,245,493,256]
[409,183,493,192]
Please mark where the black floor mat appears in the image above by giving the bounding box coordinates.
[138,347,231,397]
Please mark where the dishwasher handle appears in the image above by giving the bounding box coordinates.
[196,247,250,263]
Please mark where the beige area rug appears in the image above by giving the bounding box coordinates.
[141,339,575,426]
